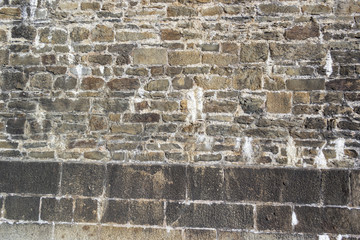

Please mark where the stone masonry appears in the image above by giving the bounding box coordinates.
[0,0,360,239]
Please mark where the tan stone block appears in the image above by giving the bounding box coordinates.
[266,92,292,113]
[133,48,167,65]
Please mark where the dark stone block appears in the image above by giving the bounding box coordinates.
[5,196,39,221]
[61,163,105,197]
[326,79,360,91]
[224,167,321,204]
[256,205,292,231]
[166,202,253,229]
[102,200,164,226]
[351,170,360,207]
[0,161,60,194]
[107,164,186,200]
[74,198,98,223]
[0,71,24,91]
[286,79,325,91]
[188,166,224,200]
[41,198,73,222]
[6,117,26,134]
[11,24,36,40]
[295,206,360,234]
[322,170,349,205]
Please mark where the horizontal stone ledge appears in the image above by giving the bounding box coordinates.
[0,161,357,207]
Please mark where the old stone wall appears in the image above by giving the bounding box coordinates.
[0,0,360,239]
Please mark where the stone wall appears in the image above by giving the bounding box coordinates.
[0,0,359,239]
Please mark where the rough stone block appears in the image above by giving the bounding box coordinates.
[123,113,160,122]
[168,51,201,65]
[166,202,253,229]
[286,79,325,91]
[256,205,292,231]
[266,92,292,113]
[107,164,186,199]
[0,161,60,194]
[5,196,40,221]
[188,166,224,200]
[224,167,321,204]
[203,53,238,66]
[99,226,182,240]
[295,206,360,234]
[41,198,73,222]
[102,200,164,225]
[322,170,349,205]
[74,198,98,223]
[61,163,105,197]
[107,78,140,90]
[240,43,268,62]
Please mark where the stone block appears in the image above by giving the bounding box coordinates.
[107,164,186,200]
[0,161,60,194]
[5,196,40,221]
[61,163,105,197]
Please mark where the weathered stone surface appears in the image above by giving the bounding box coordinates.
[218,231,316,240]
[322,170,349,205]
[91,24,114,42]
[61,163,105,197]
[168,51,201,65]
[166,202,253,228]
[233,67,262,90]
[107,78,140,90]
[204,100,238,113]
[74,198,98,222]
[115,32,156,42]
[133,48,167,65]
[71,27,90,42]
[167,6,197,17]
[5,196,40,221]
[270,43,326,61]
[224,167,321,203]
[326,79,360,91]
[0,49,9,65]
[203,53,238,66]
[0,161,60,194]
[0,224,52,240]
[40,99,90,112]
[351,170,360,206]
[145,80,169,91]
[123,113,160,122]
[41,198,73,222]
[10,54,40,65]
[266,92,292,113]
[259,4,299,15]
[285,22,320,40]
[54,225,99,240]
[257,205,292,231]
[286,79,325,91]
[81,77,104,90]
[30,73,52,89]
[161,29,181,40]
[111,123,142,134]
[107,164,186,199]
[11,24,36,40]
[102,200,164,225]
[188,166,224,200]
[0,7,21,20]
[295,206,360,234]
[88,54,112,65]
[1,70,26,90]
[240,43,268,62]
[54,76,77,90]
[99,226,182,240]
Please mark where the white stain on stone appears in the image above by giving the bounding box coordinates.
[315,143,327,168]
[197,134,213,150]
[29,0,38,20]
[186,86,204,123]
[291,211,298,226]
[319,234,330,240]
[234,137,241,151]
[287,136,297,166]
[324,51,333,77]
[243,137,253,163]
[335,138,345,161]
[336,235,343,240]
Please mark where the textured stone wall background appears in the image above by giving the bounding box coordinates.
[0,0,360,239]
